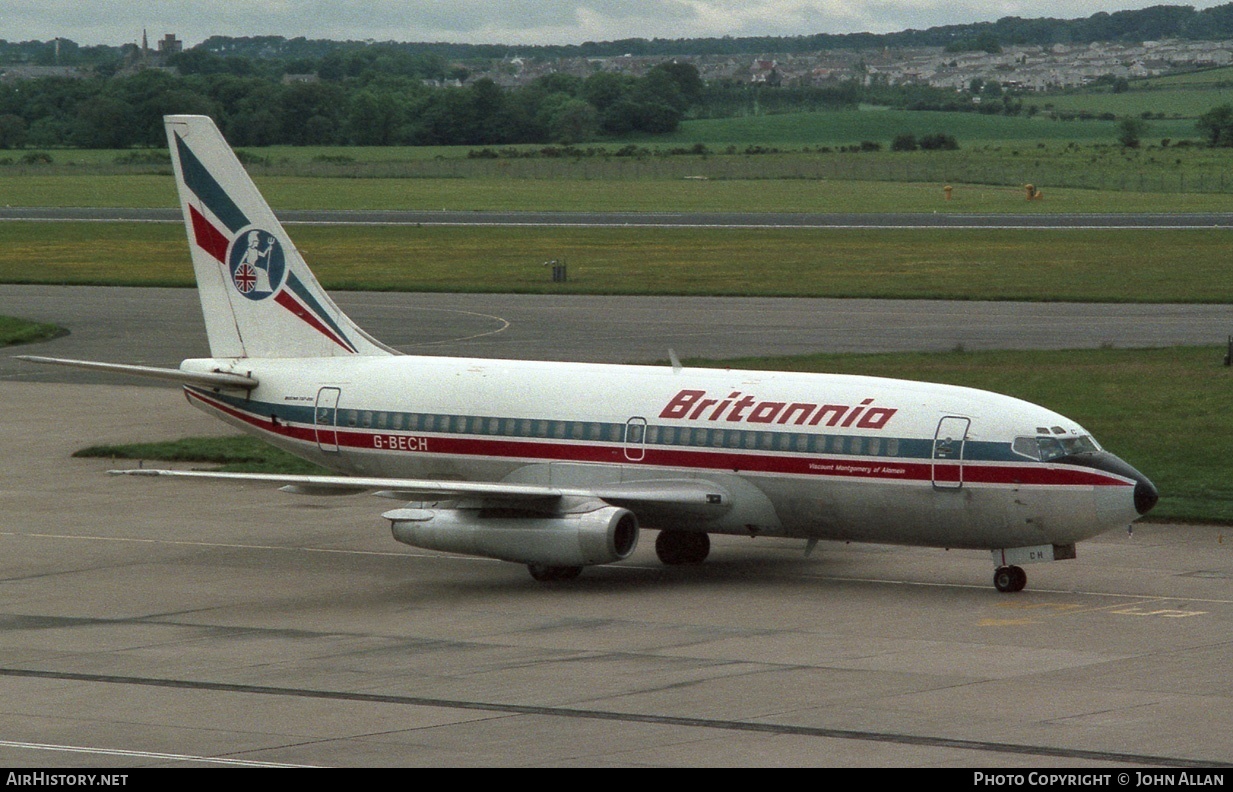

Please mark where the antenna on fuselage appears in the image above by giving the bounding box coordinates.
[668,348,682,374]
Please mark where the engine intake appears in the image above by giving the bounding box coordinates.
[386,504,639,567]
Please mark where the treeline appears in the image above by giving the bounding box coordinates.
[0,62,706,148]
[8,3,1233,67]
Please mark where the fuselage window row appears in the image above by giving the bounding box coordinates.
[330,409,904,459]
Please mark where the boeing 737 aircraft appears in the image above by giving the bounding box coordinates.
[21,115,1159,591]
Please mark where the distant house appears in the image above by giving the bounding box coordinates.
[0,65,88,82]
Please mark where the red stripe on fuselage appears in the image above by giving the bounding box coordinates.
[190,205,229,263]
[184,389,1134,489]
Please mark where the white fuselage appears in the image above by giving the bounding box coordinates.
[181,354,1144,551]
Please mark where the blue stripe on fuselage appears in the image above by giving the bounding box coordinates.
[190,387,1024,465]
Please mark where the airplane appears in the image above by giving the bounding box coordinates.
[20,114,1159,592]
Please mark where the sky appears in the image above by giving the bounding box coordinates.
[5,1,1232,49]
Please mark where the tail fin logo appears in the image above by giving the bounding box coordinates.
[228,229,285,300]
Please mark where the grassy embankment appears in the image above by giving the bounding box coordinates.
[0,315,62,346]
[0,221,1229,302]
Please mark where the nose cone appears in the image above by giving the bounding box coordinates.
[1060,450,1158,517]
[1134,473,1159,516]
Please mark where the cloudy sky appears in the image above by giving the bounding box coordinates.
[5,1,1231,48]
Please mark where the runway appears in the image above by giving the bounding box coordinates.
[2,286,1231,386]
[2,284,1232,767]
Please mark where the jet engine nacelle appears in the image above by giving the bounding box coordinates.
[385,504,639,567]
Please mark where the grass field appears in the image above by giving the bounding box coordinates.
[663,109,1199,145]
[0,315,62,346]
[6,172,1233,214]
[0,105,1228,203]
[2,221,1230,302]
[1041,64,1233,119]
[74,436,328,475]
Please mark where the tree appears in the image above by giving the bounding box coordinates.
[1196,104,1233,147]
[545,98,598,144]
[0,114,27,148]
[1118,117,1146,149]
[891,132,918,151]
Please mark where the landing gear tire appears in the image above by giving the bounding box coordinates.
[655,531,710,565]
[993,565,1027,593]
[528,564,582,582]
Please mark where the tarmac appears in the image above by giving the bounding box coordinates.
[2,292,1232,765]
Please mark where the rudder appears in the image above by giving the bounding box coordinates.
[165,114,394,359]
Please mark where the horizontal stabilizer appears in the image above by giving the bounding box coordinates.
[16,355,258,389]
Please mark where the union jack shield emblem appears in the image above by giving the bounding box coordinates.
[233,263,258,293]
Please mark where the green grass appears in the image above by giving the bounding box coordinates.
[1040,65,1233,119]
[8,151,1233,212]
[73,346,1233,524]
[687,345,1233,524]
[2,221,1230,302]
[663,109,1198,145]
[1039,88,1233,119]
[0,315,64,346]
[74,435,329,474]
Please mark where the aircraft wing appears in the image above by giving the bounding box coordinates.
[111,468,731,519]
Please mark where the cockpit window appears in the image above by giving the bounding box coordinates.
[1014,434,1101,461]
[1012,436,1040,460]
[1058,435,1100,455]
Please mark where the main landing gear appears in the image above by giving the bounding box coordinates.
[655,531,710,565]
[527,564,582,582]
[993,565,1027,593]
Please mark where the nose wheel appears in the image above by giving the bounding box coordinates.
[994,565,1027,593]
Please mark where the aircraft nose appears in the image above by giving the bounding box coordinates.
[1059,450,1158,517]
[1133,471,1159,516]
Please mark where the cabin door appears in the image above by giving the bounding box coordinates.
[315,387,341,453]
[624,417,647,461]
[932,416,970,489]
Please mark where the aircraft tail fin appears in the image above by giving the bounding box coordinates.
[164,115,395,359]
